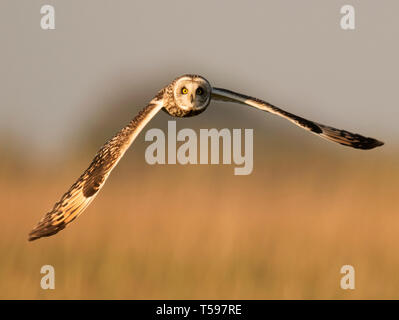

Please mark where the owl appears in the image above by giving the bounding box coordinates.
[28,74,384,241]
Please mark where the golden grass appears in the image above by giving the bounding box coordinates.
[0,147,398,299]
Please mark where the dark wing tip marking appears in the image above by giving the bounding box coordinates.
[28,222,66,241]
[320,126,385,150]
[344,136,384,150]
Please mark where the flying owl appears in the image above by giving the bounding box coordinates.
[28,74,384,241]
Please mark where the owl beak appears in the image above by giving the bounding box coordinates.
[190,94,194,103]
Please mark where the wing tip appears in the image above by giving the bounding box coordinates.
[28,234,39,242]
[354,137,384,150]
[28,228,45,242]
[28,223,66,242]
[28,228,43,241]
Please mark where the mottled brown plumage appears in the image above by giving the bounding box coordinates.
[212,87,384,150]
[28,102,163,241]
[29,74,383,241]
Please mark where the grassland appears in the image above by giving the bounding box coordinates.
[0,138,397,299]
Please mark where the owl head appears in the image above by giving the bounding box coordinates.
[164,74,212,117]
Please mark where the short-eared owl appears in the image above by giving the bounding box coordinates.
[28,74,384,241]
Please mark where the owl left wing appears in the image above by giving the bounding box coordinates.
[28,100,163,241]
[211,87,384,150]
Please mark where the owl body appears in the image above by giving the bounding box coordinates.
[28,73,383,241]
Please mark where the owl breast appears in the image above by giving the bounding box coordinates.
[162,105,206,118]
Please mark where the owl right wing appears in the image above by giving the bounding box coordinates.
[212,87,384,150]
[28,99,164,241]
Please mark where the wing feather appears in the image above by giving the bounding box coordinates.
[212,87,384,150]
[28,101,163,241]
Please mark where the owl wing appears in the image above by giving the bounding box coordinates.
[28,100,163,241]
[211,88,384,150]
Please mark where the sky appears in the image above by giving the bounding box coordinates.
[1,0,398,157]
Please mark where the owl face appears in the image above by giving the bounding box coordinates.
[170,75,212,117]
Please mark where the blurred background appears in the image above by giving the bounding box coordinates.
[0,0,398,299]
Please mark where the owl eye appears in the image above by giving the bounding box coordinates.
[181,87,188,94]
[196,87,204,95]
